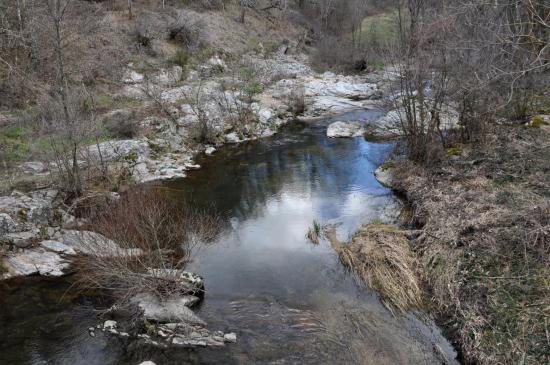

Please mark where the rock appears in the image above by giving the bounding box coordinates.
[155,66,183,86]
[223,332,237,343]
[374,164,396,189]
[60,230,143,257]
[0,213,18,234]
[224,132,241,144]
[2,248,69,278]
[0,191,53,225]
[131,292,206,325]
[19,161,48,174]
[139,362,156,365]
[205,146,216,155]
[87,139,151,163]
[327,121,365,138]
[1,230,39,248]
[103,320,117,330]
[40,240,77,255]
[123,69,144,84]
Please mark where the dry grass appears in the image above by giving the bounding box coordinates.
[324,224,422,315]
[392,125,550,364]
[72,187,220,304]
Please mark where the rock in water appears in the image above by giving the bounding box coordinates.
[327,121,365,138]
[131,293,206,325]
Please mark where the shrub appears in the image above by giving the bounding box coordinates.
[74,187,221,302]
[172,49,189,69]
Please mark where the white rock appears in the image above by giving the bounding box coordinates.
[87,140,151,163]
[327,121,365,138]
[60,230,143,257]
[223,332,237,343]
[2,230,39,248]
[138,362,157,365]
[374,164,396,189]
[123,70,144,84]
[205,146,216,155]
[3,248,69,278]
[19,161,48,174]
[103,320,117,330]
[40,240,77,255]
[131,292,205,325]
[224,132,241,144]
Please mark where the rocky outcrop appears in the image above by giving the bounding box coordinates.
[2,247,70,278]
[131,292,205,325]
[327,121,365,138]
[374,164,397,189]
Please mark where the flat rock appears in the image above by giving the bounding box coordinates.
[60,230,143,257]
[2,248,69,278]
[327,121,365,138]
[40,240,77,255]
[131,292,205,325]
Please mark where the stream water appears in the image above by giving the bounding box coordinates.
[0,110,458,364]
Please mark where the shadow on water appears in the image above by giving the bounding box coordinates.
[0,110,458,364]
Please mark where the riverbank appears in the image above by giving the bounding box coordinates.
[377,122,550,364]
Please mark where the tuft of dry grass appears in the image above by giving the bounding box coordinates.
[324,224,422,314]
[306,219,322,244]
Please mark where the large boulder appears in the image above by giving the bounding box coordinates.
[327,121,365,138]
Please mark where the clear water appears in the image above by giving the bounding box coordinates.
[0,110,457,364]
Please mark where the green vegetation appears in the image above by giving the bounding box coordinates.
[446,146,464,155]
[172,48,189,69]
[306,219,322,244]
[360,11,399,45]
[379,161,397,171]
[0,126,31,166]
[526,115,549,128]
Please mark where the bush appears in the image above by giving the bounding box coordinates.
[74,187,221,302]
[168,16,204,51]
[103,111,139,139]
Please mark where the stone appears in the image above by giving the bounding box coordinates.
[139,362,157,365]
[224,132,241,144]
[155,66,183,86]
[103,320,117,330]
[2,230,39,248]
[0,191,53,225]
[374,165,396,189]
[3,248,69,278]
[123,70,144,84]
[205,146,216,155]
[60,230,143,257]
[131,292,205,325]
[223,332,237,343]
[19,161,48,174]
[327,121,365,138]
[40,240,77,255]
[0,213,18,234]
[87,140,151,163]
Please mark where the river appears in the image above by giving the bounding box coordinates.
[0,110,457,364]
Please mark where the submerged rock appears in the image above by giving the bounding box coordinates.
[327,121,365,138]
